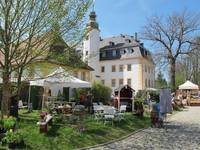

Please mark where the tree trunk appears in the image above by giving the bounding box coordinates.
[169,58,176,92]
[16,67,24,97]
[1,68,11,117]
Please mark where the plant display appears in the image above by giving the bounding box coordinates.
[2,129,23,144]
[2,117,16,130]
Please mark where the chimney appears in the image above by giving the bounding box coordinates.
[135,32,138,41]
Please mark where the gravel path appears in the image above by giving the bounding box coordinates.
[88,107,200,150]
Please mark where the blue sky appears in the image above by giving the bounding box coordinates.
[93,0,200,48]
[92,0,200,79]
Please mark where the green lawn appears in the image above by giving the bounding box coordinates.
[15,110,150,150]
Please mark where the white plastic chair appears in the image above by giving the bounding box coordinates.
[119,105,127,113]
[93,105,104,121]
[18,100,28,109]
[116,105,127,121]
[103,107,116,125]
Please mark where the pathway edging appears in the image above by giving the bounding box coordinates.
[78,127,148,150]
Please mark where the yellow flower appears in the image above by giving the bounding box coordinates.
[9,129,13,132]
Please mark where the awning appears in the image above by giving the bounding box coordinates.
[179,80,199,90]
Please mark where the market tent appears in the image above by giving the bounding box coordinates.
[30,67,91,88]
[28,67,91,109]
[179,80,199,90]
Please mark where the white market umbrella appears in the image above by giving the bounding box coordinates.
[30,67,91,88]
[28,67,91,109]
[179,80,199,90]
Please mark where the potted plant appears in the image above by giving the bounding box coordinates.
[2,130,24,149]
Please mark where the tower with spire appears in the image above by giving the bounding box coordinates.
[83,11,100,81]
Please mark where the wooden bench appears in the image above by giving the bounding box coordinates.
[37,114,53,133]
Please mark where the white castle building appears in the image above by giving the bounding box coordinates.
[81,11,155,92]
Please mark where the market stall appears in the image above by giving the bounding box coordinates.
[29,67,91,109]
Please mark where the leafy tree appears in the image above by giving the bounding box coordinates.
[0,0,92,116]
[155,71,168,88]
[142,10,200,91]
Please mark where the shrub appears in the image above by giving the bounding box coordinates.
[91,81,112,104]
[3,116,16,130]
[74,88,89,101]
[2,130,23,144]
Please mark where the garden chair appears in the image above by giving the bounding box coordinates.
[116,105,126,122]
[18,100,28,109]
[103,107,116,126]
[93,105,104,121]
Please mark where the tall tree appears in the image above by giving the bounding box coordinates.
[0,0,92,117]
[142,10,200,91]
[155,71,168,89]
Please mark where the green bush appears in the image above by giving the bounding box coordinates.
[2,130,24,144]
[74,82,112,104]
[3,116,16,130]
[74,88,89,101]
[134,98,144,106]
[134,98,144,117]
[91,81,112,104]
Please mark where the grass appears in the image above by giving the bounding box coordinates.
[11,110,150,150]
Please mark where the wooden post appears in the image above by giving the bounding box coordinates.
[118,91,120,110]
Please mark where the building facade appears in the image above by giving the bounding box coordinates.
[82,11,155,92]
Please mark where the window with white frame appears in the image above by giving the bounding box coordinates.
[119,65,123,72]
[111,79,116,87]
[127,64,132,71]
[127,78,131,86]
[112,65,116,72]
[119,79,123,86]
[145,79,147,87]
[101,66,105,72]
[148,79,151,87]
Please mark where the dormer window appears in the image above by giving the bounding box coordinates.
[128,48,134,53]
[120,49,126,55]
[120,50,124,55]
[109,41,115,46]
[125,39,131,43]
